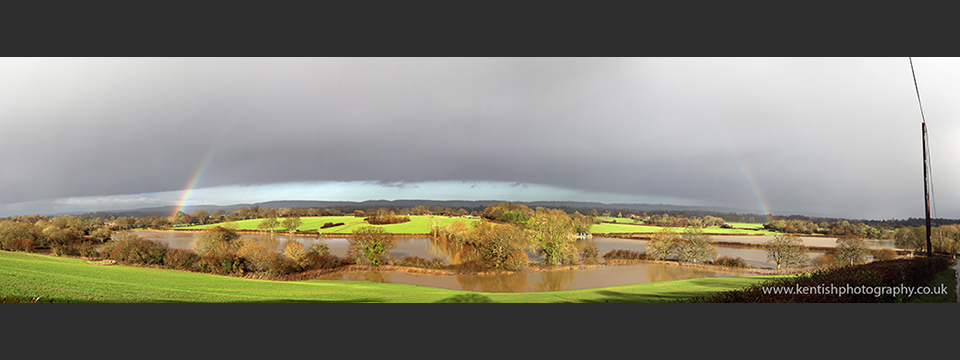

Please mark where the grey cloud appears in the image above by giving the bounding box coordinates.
[0,57,954,219]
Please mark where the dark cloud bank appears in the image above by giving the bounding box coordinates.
[1,57,957,220]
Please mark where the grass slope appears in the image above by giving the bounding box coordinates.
[0,250,784,303]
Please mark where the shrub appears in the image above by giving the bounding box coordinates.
[365,209,410,225]
[397,255,445,269]
[711,256,749,268]
[873,248,898,261]
[164,248,200,270]
[694,257,952,303]
[308,253,344,270]
[76,241,100,258]
[320,222,345,229]
[283,240,311,271]
[104,237,167,265]
[47,228,84,248]
[197,252,245,275]
[192,226,241,256]
[237,242,282,273]
[602,249,646,260]
[455,259,490,274]
[581,244,600,259]
[0,221,42,248]
[53,240,100,258]
[7,238,35,252]
[811,253,838,269]
[308,243,330,255]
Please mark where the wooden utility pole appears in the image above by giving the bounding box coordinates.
[922,122,932,257]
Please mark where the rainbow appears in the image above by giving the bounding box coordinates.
[170,76,263,218]
[172,150,216,218]
[730,156,773,223]
[670,81,773,223]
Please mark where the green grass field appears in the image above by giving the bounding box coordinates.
[596,216,639,224]
[726,222,766,229]
[179,216,774,236]
[589,222,775,236]
[180,215,481,234]
[0,250,786,303]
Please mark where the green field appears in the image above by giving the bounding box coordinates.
[0,250,786,303]
[596,216,640,224]
[179,216,774,236]
[589,222,775,236]
[180,215,481,234]
[726,222,766,229]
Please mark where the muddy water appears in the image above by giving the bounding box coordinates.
[314,263,741,293]
[130,231,843,292]
[711,235,900,250]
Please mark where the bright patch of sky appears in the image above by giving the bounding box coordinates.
[0,181,697,217]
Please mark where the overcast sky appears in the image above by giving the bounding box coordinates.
[1,57,957,220]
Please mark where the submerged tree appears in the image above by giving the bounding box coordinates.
[529,208,579,266]
[646,229,679,261]
[348,226,395,266]
[193,226,242,256]
[675,228,717,264]
[765,234,809,270]
[458,221,534,271]
[834,236,868,266]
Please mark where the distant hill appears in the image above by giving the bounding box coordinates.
[67,199,953,225]
[77,199,766,219]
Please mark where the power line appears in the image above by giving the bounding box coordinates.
[910,57,927,124]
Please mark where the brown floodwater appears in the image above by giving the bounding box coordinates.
[125,231,887,292]
[313,263,741,293]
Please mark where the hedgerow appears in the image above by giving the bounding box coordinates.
[690,257,952,303]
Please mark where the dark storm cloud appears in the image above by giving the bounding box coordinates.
[1,57,957,219]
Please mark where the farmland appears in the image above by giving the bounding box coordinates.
[175,215,773,236]
[177,215,481,234]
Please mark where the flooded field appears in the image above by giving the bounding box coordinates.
[126,231,897,292]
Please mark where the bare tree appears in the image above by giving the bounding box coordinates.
[676,228,717,264]
[835,236,868,266]
[765,235,809,270]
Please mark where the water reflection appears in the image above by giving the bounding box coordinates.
[532,270,577,292]
[643,263,717,283]
[455,272,529,293]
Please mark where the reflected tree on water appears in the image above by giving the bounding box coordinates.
[455,272,528,293]
[532,270,576,292]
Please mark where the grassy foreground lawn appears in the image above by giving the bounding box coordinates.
[180,215,481,234]
[0,251,785,303]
